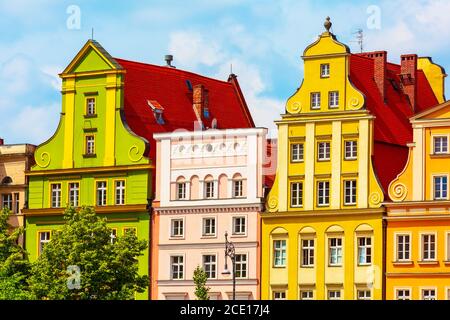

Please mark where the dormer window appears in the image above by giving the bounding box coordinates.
[148,100,165,125]
[321,64,330,78]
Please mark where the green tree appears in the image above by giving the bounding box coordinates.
[28,206,148,300]
[193,265,210,300]
[0,208,33,299]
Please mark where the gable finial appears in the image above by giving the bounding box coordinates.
[324,16,332,32]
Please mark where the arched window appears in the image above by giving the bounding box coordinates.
[204,175,215,199]
[175,176,187,200]
[1,176,12,185]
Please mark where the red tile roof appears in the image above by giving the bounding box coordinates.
[115,58,255,161]
[349,54,439,199]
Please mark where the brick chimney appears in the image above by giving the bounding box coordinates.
[400,54,418,111]
[193,84,209,126]
[0,138,3,146]
[359,51,387,102]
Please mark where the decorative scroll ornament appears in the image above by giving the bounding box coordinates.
[348,97,361,109]
[128,145,143,162]
[369,192,382,206]
[36,151,51,168]
[291,102,302,113]
[267,196,278,211]
[389,182,407,202]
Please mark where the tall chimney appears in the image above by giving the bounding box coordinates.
[0,138,4,146]
[193,84,209,125]
[400,54,418,111]
[359,51,387,102]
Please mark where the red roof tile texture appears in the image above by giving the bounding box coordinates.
[115,58,255,161]
[350,54,439,199]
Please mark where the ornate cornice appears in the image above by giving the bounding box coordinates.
[154,203,263,215]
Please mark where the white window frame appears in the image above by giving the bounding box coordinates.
[446,232,450,262]
[85,135,95,155]
[115,180,125,205]
[301,238,315,267]
[202,217,216,237]
[328,91,339,108]
[320,63,330,78]
[357,236,372,266]
[328,289,341,300]
[2,193,13,210]
[290,182,303,208]
[311,92,321,109]
[421,288,437,300]
[329,237,343,266]
[38,231,51,255]
[433,135,449,155]
[170,218,184,238]
[170,255,184,280]
[235,253,248,279]
[50,183,61,208]
[420,232,437,261]
[344,180,357,205]
[96,181,107,206]
[395,233,411,262]
[356,289,372,300]
[344,140,357,160]
[233,179,243,198]
[300,290,314,300]
[232,216,246,236]
[396,288,411,300]
[86,97,96,115]
[433,174,448,200]
[202,254,217,279]
[291,143,304,162]
[317,180,330,206]
[273,239,287,267]
[317,142,331,161]
[176,182,187,200]
[205,180,215,199]
[273,291,286,300]
[68,182,80,207]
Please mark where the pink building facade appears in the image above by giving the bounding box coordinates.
[152,128,268,300]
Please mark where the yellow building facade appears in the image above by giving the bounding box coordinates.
[386,100,450,300]
[261,20,385,300]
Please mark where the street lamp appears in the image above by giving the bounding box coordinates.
[222,231,236,300]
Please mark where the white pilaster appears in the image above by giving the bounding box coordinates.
[246,134,257,201]
[160,139,171,206]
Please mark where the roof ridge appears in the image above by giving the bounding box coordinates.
[114,57,233,86]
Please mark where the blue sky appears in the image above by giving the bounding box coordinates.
[1,0,449,144]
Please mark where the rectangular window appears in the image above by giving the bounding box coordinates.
[301,239,314,267]
[447,233,450,261]
[328,290,341,300]
[96,181,107,206]
[434,176,448,200]
[38,231,50,255]
[358,237,372,265]
[273,240,287,267]
[202,218,216,237]
[68,182,79,207]
[311,92,321,109]
[422,234,436,261]
[396,289,410,300]
[357,290,371,300]
[13,193,19,214]
[235,254,247,278]
[171,219,184,238]
[115,180,125,205]
[344,180,357,205]
[86,97,96,115]
[50,183,61,208]
[290,182,303,207]
[318,142,331,161]
[110,229,117,244]
[329,91,339,108]
[329,238,343,266]
[203,255,217,279]
[345,141,357,160]
[171,256,184,280]
[273,291,286,300]
[434,136,448,154]
[205,181,215,199]
[321,64,330,78]
[300,290,314,300]
[177,182,187,200]
[232,216,246,235]
[85,135,95,155]
[396,234,410,261]
[317,181,330,206]
[233,180,243,198]
[291,143,304,162]
[2,193,12,210]
[422,289,436,300]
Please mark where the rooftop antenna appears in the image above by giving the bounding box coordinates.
[91,28,94,40]
[351,29,364,53]
[230,63,233,75]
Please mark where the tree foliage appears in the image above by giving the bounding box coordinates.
[28,206,148,300]
[193,265,210,300]
[0,208,33,299]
